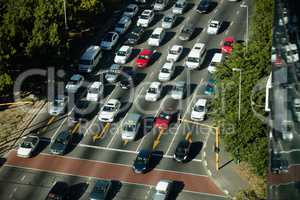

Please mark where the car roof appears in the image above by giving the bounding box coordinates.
[118,15,131,23]
[224,37,235,42]
[81,45,101,60]
[210,20,219,24]
[57,131,70,140]
[140,49,153,55]
[90,81,103,89]
[127,4,137,9]
[142,9,152,15]
[110,63,121,70]
[170,45,183,51]
[212,53,223,62]
[162,61,174,69]
[195,98,207,106]
[153,27,164,34]
[150,81,161,88]
[156,180,171,191]
[70,74,82,81]
[119,45,131,52]
[193,42,205,50]
[285,43,297,51]
[126,113,142,122]
[138,149,151,157]
[107,99,119,105]
[175,81,185,87]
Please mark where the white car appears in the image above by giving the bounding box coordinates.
[167,45,183,62]
[191,99,207,121]
[123,4,139,18]
[148,27,166,47]
[271,46,277,63]
[98,99,121,122]
[158,61,175,82]
[114,45,133,64]
[65,74,84,93]
[284,43,299,63]
[162,14,177,29]
[105,64,121,83]
[154,0,169,11]
[48,95,67,116]
[17,135,40,158]
[185,42,206,69]
[145,82,162,102]
[293,98,300,121]
[114,15,132,34]
[100,32,119,50]
[172,0,187,14]
[137,10,154,27]
[207,20,221,35]
[153,180,172,200]
[86,81,103,102]
[208,53,223,73]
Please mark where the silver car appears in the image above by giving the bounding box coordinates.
[162,14,177,29]
[172,0,187,14]
[48,95,67,116]
[105,64,121,83]
[170,81,186,99]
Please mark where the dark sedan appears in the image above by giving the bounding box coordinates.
[133,149,152,173]
[196,0,211,13]
[45,181,69,200]
[124,26,144,45]
[89,179,112,200]
[119,66,136,89]
[50,131,72,155]
[173,140,191,162]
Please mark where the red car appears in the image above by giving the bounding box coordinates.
[221,37,235,54]
[135,49,153,68]
[154,111,173,129]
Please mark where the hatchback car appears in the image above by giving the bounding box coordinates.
[207,20,221,35]
[191,98,207,121]
[100,32,119,50]
[119,67,136,89]
[135,49,154,68]
[221,37,235,54]
[173,140,191,162]
[162,14,177,29]
[124,26,144,45]
[145,82,162,102]
[196,0,211,13]
[133,149,152,173]
[172,0,187,14]
[179,23,195,41]
[65,74,84,93]
[123,4,139,18]
[114,45,133,64]
[17,135,40,158]
[114,15,132,34]
[48,95,67,116]
[50,131,72,155]
[89,179,112,200]
[105,64,121,83]
[170,81,186,99]
[137,9,154,27]
[167,45,183,62]
[158,61,175,82]
[98,99,121,122]
[45,181,69,200]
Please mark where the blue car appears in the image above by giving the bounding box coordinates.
[133,149,152,173]
[204,79,215,95]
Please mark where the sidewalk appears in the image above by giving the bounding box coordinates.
[202,132,250,198]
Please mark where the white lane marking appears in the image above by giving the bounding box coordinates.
[214,8,218,13]
[83,115,97,136]
[50,109,72,141]
[79,143,137,154]
[13,187,17,192]
[225,30,229,36]
[230,21,234,27]
[21,175,26,181]
[236,10,240,15]
[4,164,226,198]
[165,125,181,155]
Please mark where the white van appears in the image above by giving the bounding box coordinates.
[208,53,223,73]
[79,45,102,73]
[148,27,166,47]
[154,0,169,11]
[86,82,103,102]
[185,42,206,69]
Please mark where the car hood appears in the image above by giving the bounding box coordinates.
[17,147,32,156]
[133,162,146,172]
[99,111,114,118]
[105,74,118,81]
[155,118,169,128]
[136,58,148,66]
[191,110,204,118]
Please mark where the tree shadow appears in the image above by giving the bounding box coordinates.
[128,48,141,63]
[67,182,89,200]
[219,21,231,34]
[185,83,197,99]
[186,141,203,162]
[172,66,185,80]
[32,137,50,157]
[107,180,122,200]
[169,180,185,200]
[149,150,164,172]
[161,31,176,46]
[190,27,203,40]
[177,47,190,62]
[173,16,185,28]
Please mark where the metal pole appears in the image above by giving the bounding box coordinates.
[246,6,249,51]
[216,127,220,171]
[63,0,68,30]
[238,70,242,121]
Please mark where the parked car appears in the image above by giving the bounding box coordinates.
[208,53,223,73]
[293,98,300,121]
[179,22,195,41]
[204,79,215,95]
[170,81,186,99]
[196,0,211,13]
[221,37,235,54]
[281,120,294,141]
[86,82,104,102]
[17,135,40,158]
[89,179,112,200]
[50,131,72,155]
[105,64,121,83]
[79,45,102,73]
[100,32,119,50]
[148,27,166,47]
[133,149,152,173]
[119,67,136,89]
[124,26,144,45]
[167,45,183,62]
[191,98,207,121]
[172,0,187,14]
[121,113,142,141]
[145,82,162,102]
[173,140,191,162]
[123,4,139,18]
[48,95,67,116]
[65,74,84,93]
[135,49,154,68]
[114,45,133,64]
[284,43,299,63]
[207,20,221,35]
[153,0,169,11]
[153,180,172,200]
[185,42,206,69]
[45,181,69,200]
[162,13,177,29]
[114,15,132,34]
[137,9,154,27]
[154,111,173,129]
[158,61,175,82]
[98,99,121,122]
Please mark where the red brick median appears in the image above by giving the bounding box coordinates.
[5,150,224,196]
[268,165,300,185]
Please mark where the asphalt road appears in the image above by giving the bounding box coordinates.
[1,0,249,199]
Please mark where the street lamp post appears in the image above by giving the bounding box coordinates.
[63,0,68,30]
[232,68,242,121]
[240,4,248,51]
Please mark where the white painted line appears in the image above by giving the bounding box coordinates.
[13,187,17,192]
[183,79,204,118]
[144,195,147,199]
[230,21,234,26]
[165,126,180,155]
[236,10,240,15]
[214,8,218,13]
[79,143,136,154]
[207,169,212,176]
[21,175,26,181]
[83,115,97,136]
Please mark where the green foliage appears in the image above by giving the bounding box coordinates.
[0,72,13,97]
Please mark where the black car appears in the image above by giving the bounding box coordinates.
[196,0,211,13]
[270,155,288,174]
[178,23,195,41]
[173,140,191,162]
[50,131,72,155]
[124,26,144,45]
[133,149,152,173]
[45,181,69,200]
[89,179,112,200]
[119,66,136,89]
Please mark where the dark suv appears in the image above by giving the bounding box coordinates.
[196,0,211,13]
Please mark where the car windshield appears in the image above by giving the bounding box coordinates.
[159,112,170,120]
[116,23,125,29]
[156,0,163,3]
[103,106,115,112]
[140,14,149,20]
[164,17,172,23]
[139,54,150,60]
[194,105,204,112]
[136,156,148,164]
[69,79,79,85]
[20,141,33,148]
[125,7,134,12]
[224,41,233,46]
[124,124,135,132]
[53,99,64,107]
[148,87,157,94]
[294,106,300,112]
[173,85,183,92]
[187,57,200,63]
[210,23,218,28]
[79,59,92,65]
[151,34,160,39]
[175,2,184,8]
[88,88,98,94]
[117,50,127,56]
[161,68,170,73]
[169,49,179,55]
